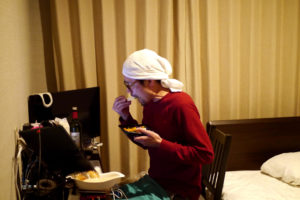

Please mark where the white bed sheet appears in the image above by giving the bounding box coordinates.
[222,170,300,200]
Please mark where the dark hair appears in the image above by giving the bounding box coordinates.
[138,80,161,85]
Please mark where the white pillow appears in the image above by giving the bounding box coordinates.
[260,151,300,186]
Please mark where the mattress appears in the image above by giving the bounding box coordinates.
[222,170,300,200]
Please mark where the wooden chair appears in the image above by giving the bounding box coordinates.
[201,126,232,200]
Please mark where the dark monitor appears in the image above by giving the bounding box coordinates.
[19,126,94,176]
[28,87,100,143]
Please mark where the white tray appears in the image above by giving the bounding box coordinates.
[71,171,125,191]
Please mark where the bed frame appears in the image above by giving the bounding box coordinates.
[206,117,300,171]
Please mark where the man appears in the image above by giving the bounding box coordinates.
[113,49,214,200]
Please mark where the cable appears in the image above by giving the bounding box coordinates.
[14,140,23,200]
[110,187,128,200]
[37,126,42,195]
[14,128,28,200]
[24,158,37,184]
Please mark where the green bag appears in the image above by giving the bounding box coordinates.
[117,175,170,200]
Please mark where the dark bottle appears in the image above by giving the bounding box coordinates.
[69,106,82,149]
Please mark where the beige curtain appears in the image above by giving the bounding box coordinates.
[40,0,300,179]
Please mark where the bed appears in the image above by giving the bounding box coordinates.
[206,117,300,200]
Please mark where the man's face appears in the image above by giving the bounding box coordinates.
[123,76,152,106]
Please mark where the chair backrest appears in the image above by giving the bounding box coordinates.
[202,127,232,200]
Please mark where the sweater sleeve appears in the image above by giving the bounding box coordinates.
[157,103,214,165]
[119,115,147,149]
[119,115,139,126]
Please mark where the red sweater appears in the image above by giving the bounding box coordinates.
[122,92,214,200]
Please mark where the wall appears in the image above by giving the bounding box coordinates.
[0,0,47,199]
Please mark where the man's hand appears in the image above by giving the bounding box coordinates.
[134,128,162,148]
[112,96,131,120]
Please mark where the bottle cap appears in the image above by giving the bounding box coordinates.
[72,106,79,119]
[72,106,78,111]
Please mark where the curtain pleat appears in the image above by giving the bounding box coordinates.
[41,0,300,179]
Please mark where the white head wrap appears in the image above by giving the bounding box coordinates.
[122,49,184,92]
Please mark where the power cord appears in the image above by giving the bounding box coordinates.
[110,186,128,200]
[37,126,42,195]
[14,136,27,200]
